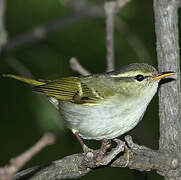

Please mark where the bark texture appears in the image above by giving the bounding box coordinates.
[154,0,181,179]
[154,0,181,152]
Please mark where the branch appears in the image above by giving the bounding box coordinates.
[69,0,131,75]
[153,0,181,152]
[105,1,116,72]
[153,0,181,178]
[116,0,132,11]
[0,133,55,180]
[105,0,131,72]
[69,57,90,76]
[14,136,179,180]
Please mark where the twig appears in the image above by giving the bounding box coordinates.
[69,57,90,76]
[105,1,116,72]
[0,133,55,180]
[104,0,149,98]
[116,0,132,12]
[104,0,132,72]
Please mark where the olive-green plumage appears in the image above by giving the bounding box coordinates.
[4,63,174,140]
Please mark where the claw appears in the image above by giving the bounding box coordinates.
[100,139,112,154]
[97,138,125,166]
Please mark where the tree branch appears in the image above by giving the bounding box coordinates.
[154,0,181,152]
[105,0,131,72]
[14,135,180,180]
[105,1,116,72]
[69,57,90,76]
[0,133,55,180]
[153,0,181,178]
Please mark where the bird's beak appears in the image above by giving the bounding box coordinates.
[151,72,175,81]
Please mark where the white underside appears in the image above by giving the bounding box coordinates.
[56,83,158,140]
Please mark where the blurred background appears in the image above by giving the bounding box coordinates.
[0,0,163,179]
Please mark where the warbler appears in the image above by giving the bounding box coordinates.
[4,63,174,147]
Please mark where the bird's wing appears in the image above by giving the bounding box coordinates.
[33,77,104,103]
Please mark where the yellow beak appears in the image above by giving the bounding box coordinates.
[151,72,174,81]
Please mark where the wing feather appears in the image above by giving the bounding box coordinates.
[33,77,103,103]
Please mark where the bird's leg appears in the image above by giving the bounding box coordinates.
[73,131,93,152]
[73,131,112,153]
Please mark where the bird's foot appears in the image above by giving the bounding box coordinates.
[85,138,125,168]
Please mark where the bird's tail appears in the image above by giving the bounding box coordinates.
[2,74,45,86]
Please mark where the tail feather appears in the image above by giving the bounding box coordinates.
[3,74,45,86]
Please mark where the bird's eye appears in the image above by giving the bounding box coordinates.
[135,74,144,81]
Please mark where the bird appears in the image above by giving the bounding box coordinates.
[4,63,174,151]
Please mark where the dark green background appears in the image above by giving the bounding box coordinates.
[0,0,164,179]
